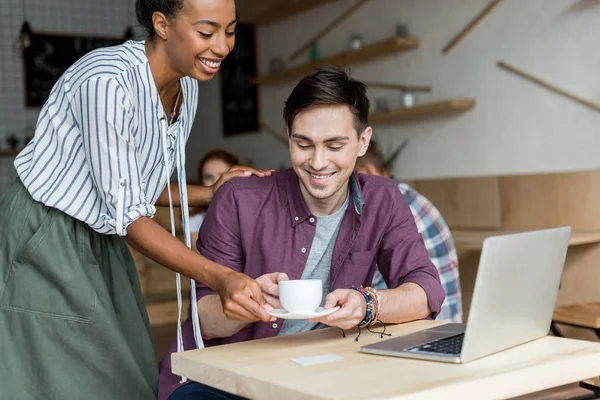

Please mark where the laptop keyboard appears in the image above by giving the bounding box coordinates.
[405,333,464,356]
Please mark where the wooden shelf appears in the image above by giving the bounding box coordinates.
[370,99,475,124]
[237,0,336,25]
[452,229,600,252]
[254,36,419,86]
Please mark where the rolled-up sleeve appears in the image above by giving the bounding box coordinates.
[377,188,445,318]
[73,76,155,236]
[195,182,245,299]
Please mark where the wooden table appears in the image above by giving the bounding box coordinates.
[172,320,600,400]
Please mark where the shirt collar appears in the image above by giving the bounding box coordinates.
[281,169,364,227]
[349,170,364,215]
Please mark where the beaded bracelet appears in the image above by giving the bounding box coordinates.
[352,286,375,327]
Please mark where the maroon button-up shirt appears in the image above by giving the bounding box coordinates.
[158,168,444,399]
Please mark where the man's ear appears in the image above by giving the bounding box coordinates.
[152,11,170,40]
[357,126,373,157]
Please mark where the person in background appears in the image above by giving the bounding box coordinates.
[0,1,275,399]
[355,140,462,323]
[189,149,240,233]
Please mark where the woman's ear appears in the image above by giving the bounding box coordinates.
[152,11,170,40]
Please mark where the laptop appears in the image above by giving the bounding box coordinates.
[360,227,571,364]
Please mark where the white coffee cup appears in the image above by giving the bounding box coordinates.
[279,279,322,314]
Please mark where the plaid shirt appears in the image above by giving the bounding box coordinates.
[373,182,462,322]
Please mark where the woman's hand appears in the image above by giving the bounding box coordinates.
[214,270,275,323]
[256,272,289,309]
[212,166,274,195]
[308,289,367,330]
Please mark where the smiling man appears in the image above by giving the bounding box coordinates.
[159,66,445,400]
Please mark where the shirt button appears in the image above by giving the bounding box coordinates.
[309,217,315,223]
[272,323,278,329]
[294,216,299,221]
[301,248,306,253]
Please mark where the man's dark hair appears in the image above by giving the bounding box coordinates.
[136,0,185,38]
[283,65,370,135]
[356,139,387,175]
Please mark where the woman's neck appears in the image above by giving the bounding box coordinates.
[145,37,182,97]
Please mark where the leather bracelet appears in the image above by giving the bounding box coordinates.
[364,286,381,326]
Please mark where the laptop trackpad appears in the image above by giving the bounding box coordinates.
[427,323,465,335]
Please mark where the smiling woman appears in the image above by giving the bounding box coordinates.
[0,0,275,398]
[138,0,237,81]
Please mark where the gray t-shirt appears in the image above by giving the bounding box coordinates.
[279,194,350,335]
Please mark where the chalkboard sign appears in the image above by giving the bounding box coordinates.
[220,24,259,136]
[23,32,124,107]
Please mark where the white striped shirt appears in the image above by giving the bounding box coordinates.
[15,40,206,359]
[15,40,198,236]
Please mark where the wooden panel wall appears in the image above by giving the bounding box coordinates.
[500,170,600,231]
[412,169,600,231]
[409,169,600,333]
[410,177,502,229]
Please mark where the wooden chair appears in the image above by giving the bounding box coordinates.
[146,299,189,328]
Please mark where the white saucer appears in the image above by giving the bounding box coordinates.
[267,306,340,320]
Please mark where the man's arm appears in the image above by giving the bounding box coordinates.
[310,189,442,330]
[311,283,430,330]
[400,184,461,321]
[376,188,445,318]
[198,295,248,340]
[378,282,430,321]
[195,183,288,339]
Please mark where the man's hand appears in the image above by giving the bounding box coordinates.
[256,272,289,309]
[212,166,274,194]
[214,270,275,323]
[308,289,367,330]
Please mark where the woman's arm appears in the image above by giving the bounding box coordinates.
[70,78,270,321]
[156,166,272,207]
[125,216,273,322]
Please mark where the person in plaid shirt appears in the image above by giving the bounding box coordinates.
[355,141,462,322]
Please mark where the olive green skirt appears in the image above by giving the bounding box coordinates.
[0,179,157,399]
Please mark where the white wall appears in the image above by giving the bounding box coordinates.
[0,0,142,192]
[0,0,143,146]
[188,0,600,180]
[2,0,598,185]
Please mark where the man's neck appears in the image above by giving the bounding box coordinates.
[300,184,350,217]
[145,38,182,97]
